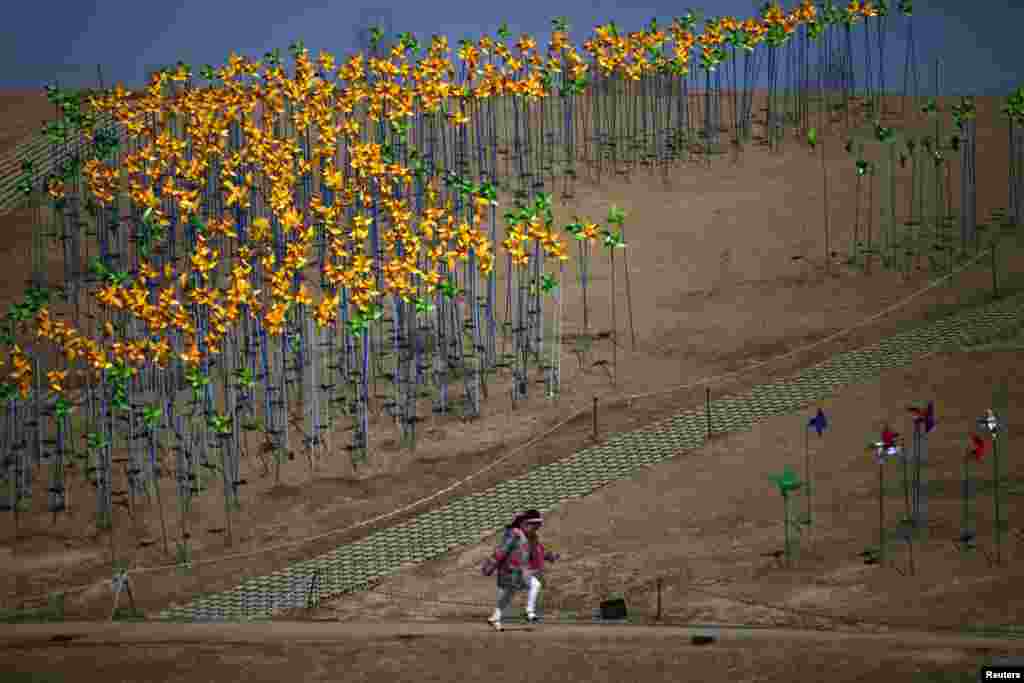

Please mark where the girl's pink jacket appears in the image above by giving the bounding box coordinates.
[482,528,559,589]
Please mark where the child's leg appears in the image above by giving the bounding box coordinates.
[526,576,542,618]
[492,585,515,622]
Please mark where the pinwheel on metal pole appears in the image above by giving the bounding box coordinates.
[606,205,636,351]
[600,226,626,386]
[865,425,902,567]
[768,464,804,567]
[959,432,988,554]
[977,409,1005,565]
[803,409,828,539]
[906,401,936,537]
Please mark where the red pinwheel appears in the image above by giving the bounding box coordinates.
[869,426,902,463]
[969,433,988,463]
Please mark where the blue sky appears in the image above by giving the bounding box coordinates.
[2,0,1021,96]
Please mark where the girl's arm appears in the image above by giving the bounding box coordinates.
[483,544,509,576]
[483,532,522,574]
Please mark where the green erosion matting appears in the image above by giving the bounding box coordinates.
[156,290,1024,621]
[0,112,124,215]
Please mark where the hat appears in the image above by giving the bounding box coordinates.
[521,509,543,526]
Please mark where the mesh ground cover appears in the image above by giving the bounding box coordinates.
[156,290,1024,621]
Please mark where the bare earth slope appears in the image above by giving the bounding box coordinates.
[0,92,1021,682]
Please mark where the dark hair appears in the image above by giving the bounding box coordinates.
[506,509,543,533]
[522,509,542,523]
[506,512,530,530]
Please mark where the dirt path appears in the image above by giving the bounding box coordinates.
[4,619,1024,649]
[2,621,1019,683]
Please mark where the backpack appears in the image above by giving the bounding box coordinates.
[481,524,523,577]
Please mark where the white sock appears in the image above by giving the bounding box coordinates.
[526,576,541,617]
[491,608,502,622]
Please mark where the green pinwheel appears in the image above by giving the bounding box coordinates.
[16,159,34,197]
[233,367,256,391]
[952,97,976,130]
[601,228,625,249]
[534,192,554,225]
[606,204,636,352]
[559,75,589,98]
[530,273,558,296]
[606,204,626,227]
[86,431,108,453]
[0,382,17,402]
[600,226,626,385]
[54,396,72,420]
[438,279,464,300]
[263,48,283,67]
[142,405,162,429]
[414,296,435,314]
[768,464,803,497]
[539,273,558,294]
[396,31,419,54]
[476,181,499,206]
[390,118,411,143]
[768,465,804,565]
[184,365,210,405]
[346,303,384,335]
[209,413,232,436]
[1002,87,1024,123]
[107,361,134,411]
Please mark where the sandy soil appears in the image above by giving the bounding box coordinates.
[0,90,63,156]
[0,91,1021,681]
[302,349,1023,632]
[2,621,1023,683]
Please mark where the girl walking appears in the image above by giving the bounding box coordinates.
[481,509,559,631]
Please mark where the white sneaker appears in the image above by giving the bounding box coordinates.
[487,615,503,631]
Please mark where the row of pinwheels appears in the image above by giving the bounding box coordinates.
[768,403,1010,571]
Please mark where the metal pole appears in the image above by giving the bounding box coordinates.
[994,436,1001,566]
[879,462,886,565]
[706,387,711,439]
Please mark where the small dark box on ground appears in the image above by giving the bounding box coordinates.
[599,598,627,620]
